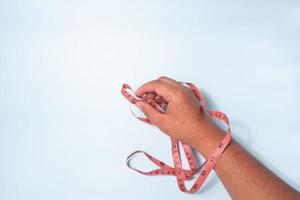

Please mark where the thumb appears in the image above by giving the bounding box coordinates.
[135,101,165,125]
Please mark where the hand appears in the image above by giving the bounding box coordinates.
[135,76,213,146]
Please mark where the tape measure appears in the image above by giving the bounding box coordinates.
[121,82,232,193]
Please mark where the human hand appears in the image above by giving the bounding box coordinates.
[135,76,214,146]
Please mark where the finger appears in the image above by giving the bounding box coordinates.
[158,76,180,86]
[135,80,176,102]
[135,101,166,125]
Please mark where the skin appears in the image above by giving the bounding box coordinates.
[134,76,300,200]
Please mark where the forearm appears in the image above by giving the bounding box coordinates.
[193,117,300,200]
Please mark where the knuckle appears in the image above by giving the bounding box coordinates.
[153,115,166,125]
[175,89,187,98]
[158,76,168,80]
[155,79,163,84]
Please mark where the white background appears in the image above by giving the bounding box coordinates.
[0,1,299,199]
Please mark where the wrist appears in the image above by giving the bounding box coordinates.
[192,116,226,158]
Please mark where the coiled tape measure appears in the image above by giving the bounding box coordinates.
[121,82,232,193]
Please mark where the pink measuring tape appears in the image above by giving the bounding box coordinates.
[121,82,232,193]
